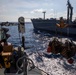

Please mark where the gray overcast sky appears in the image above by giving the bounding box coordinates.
[0,0,76,22]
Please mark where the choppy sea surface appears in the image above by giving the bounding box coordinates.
[3,23,76,75]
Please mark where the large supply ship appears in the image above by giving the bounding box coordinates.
[31,0,76,38]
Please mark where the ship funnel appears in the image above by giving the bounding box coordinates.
[42,11,46,20]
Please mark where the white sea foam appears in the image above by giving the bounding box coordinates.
[28,52,76,75]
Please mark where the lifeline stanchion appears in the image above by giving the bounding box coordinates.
[16,55,49,75]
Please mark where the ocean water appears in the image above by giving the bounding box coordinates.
[6,23,52,52]
[3,23,76,75]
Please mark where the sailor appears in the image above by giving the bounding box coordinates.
[0,43,4,68]
[51,38,60,54]
[4,58,11,73]
[64,40,76,58]
[56,17,68,28]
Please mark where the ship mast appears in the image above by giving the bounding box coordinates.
[67,0,73,24]
[42,11,46,20]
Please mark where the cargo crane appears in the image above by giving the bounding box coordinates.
[67,0,73,24]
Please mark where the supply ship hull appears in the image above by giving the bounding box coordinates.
[31,18,76,38]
